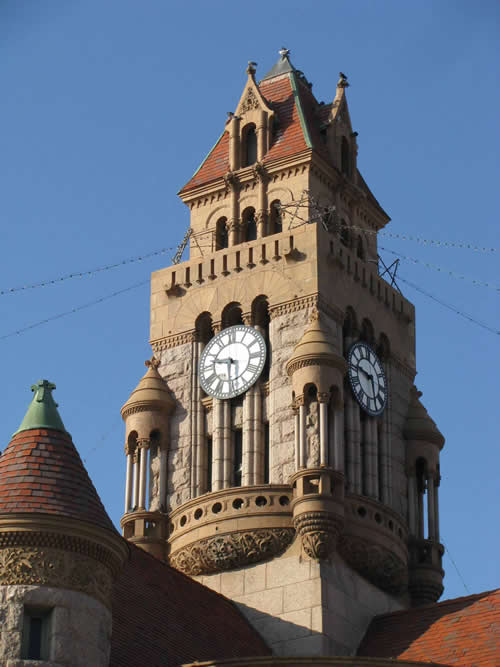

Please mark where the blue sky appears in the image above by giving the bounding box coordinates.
[1,1,498,602]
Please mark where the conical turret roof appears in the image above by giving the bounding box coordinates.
[0,380,116,532]
[404,387,445,448]
[121,357,174,419]
[286,309,346,374]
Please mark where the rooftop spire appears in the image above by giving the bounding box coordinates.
[261,46,296,81]
[13,379,68,436]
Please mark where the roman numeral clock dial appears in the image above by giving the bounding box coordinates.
[199,325,267,399]
[347,342,388,417]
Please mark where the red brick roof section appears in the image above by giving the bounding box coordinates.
[358,589,500,666]
[180,74,332,194]
[0,428,115,533]
[110,544,271,667]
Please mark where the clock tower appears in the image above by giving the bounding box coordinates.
[120,50,445,656]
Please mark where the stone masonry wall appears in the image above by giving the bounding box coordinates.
[0,585,111,667]
[197,539,405,657]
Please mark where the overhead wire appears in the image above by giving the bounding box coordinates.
[0,279,149,341]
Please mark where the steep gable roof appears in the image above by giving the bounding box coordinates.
[110,544,271,667]
[358,589,500,666]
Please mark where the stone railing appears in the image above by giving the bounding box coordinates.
[339,494,409,594]
[167,485,295,576]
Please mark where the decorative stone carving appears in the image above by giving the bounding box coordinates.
[338,535,408,594]
[293,512,343,560]
[240,88,260,113]
[0,547,113,607]
[169,528,295,576]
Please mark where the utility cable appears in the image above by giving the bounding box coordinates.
[0,247,175,297]
[443,542,471,595]
[0,279,149,341]
[399,275,499,336]
[381,246,500,292]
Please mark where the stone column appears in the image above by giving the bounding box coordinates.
[379,412,392,506]
[138,438,150,509]
[132,450,140,510]
[158,446,168,511]
[298,395,306,468]
[227,177,240,247]
[362,417,378,498]
[345,394,361,493]
[212,399,224,491]
[242,386,254,486]
[434,479,440,542]
[255,163,268,239]
[222,400,232,487]
[253,383,264,483]
[257,109,267,162]
[427,472,436,540]
[124,446,133,513]
[229,115,241,171]
[293,404,300,471]
[408,472,417,535]
[190,337,200,497]
[417,485,425,539]
[333,405,344,472]
[318,392,329,466]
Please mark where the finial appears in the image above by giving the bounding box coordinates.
[337,72,349,88]
[246,61,257,76]
[31,379,58,406]
[279,47,290,59]
[145,356,160,370]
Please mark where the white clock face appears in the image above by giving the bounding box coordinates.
[199,325,266,399]
[348,342,387,416]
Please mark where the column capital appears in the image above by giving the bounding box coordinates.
[318,391,330,404]
[242,312,252,326]
[137,437,150,449]
[294,394,305,408]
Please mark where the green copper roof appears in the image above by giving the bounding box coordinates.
[14,380,68,436]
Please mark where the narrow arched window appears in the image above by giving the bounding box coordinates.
[341,136,350,175]
[340,219,350,247]
[243,124,257,167]
[215,217,228,250]
[242,207,257,242]
[270,200,282,235]
[356,235,365,260]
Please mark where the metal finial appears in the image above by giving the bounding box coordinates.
[145,356,160,370]
[279,47,290,58]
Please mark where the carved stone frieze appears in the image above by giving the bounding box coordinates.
[169,528,295,576]
[0,547,113,607]
[240,88,260,113]
[338,535,408,594]
[269,294,317,319]
[293,512,344,560]
[151,331,196,352]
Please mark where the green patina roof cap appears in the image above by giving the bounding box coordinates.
[14,379,68,436]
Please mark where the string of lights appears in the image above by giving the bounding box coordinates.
[0,246,175,297]
[381,246,500,292]
[0,279,149,341]
[399,275,499,336]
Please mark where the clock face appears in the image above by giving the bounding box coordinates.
[199,325,266,399]
[347,342,387,416]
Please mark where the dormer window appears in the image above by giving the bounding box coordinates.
[242,124,257,167]
[341,136,350,175]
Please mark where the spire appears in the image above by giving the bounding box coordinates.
[13,379,68,436]
[121,357,174,419]
[261,47,296,81]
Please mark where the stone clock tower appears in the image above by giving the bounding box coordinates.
[121,50,445,656]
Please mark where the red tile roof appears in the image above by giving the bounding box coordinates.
[0,428,115,533]
[110,544,271,667]
[358,589,500,666]
[180,73,331,194]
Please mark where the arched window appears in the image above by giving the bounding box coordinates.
[243,124,257,167]
[221,302,243,329]
[377,333,391,362]
[270,200,282,235]
[341,136,350,175]
[343,306,358,345]
[356,235,365,260]
[242,207,257,242]
[360,318,375,346]
[215,217,228,250]
[340,219,350,248]
[195,312,214,345]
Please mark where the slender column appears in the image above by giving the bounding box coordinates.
[294,406,300,471]
[229,116,241,171]
[417,487,425,539]
[132,450,140,510]
[346,395,361,493]
[253,384,263,483]
[427,472,436,540]
[318,393,329,466]
[228,179,240,247]
[212,399,224,491]
[434,480,440,542]
[298,396,306,468]
[222,400,232,487]
[190,337,199,497]
[124,448,133,513]
[379,414,391,505]
[158,447,168,511]
[257,109,267,161]
[334,406,344,472]
[408,473,417,535]
[242,386,254,486]
[371,419,379,500]
[138,438,149,509]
